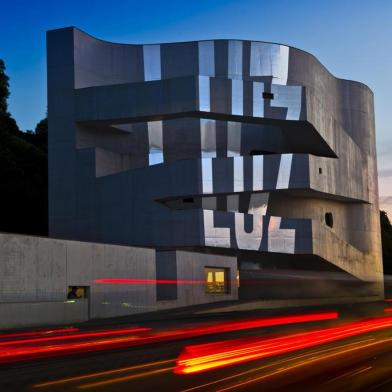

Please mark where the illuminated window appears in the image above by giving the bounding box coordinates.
[205,267,229,294]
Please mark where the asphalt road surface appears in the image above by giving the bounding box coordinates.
[0,303,391,391]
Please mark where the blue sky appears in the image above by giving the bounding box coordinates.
[1,0,391,210]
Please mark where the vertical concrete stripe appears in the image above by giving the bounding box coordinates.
[143,45,161,81]
[233,156,244,192]
[227,121,241,157]
[228,40,243,78]
[231,79,243,115]
[148,121,164,165]
[253,82,264,117]
[253,155,264,191]
[200,119,217,158]
[199,76,211,112]
[198,41,215,76]
[276,154,293,189]
[202,158,213,194]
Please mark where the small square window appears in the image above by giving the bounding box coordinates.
[263,92,274,100]
[67,286,88,300]
[319,168,322,174]
[205,267,229,294]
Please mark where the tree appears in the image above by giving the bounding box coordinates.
[0,59,10,116]
[22,117,47,150]
[0,58,48,236]
[0,59,19,134]
[33,117,47,149]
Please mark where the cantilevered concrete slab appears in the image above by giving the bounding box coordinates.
[47,27,383,300]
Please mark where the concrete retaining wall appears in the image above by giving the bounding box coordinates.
[0,233,237,329]
[0,300,88,329]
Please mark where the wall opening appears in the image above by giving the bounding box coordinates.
[325,212,334,228]
[205,267,229,294]
[67,286,89,300]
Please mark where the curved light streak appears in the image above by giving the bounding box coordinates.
[174,316,392,374]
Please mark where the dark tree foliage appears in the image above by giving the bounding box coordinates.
[0,59,19,135]
[381,210,392,275]
[0,59,10,115]
[23,117,48,151]
[0,59,48,236]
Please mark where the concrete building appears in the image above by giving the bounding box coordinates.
[0,27,383,328]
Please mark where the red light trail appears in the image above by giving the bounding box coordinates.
[0,327,79,340]
[174,315,392,374]
[94,279,207,285]
[0,327,151,347]
[0,311,336,365]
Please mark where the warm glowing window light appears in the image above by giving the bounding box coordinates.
[205,267,228,294]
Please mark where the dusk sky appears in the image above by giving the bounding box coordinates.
[1,0,391,215]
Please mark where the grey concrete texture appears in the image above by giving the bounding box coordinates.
[0,300,88,330]
[46,27,383,299]
[0,233,237,329]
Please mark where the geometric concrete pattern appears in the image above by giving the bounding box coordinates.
[47,28,383,297]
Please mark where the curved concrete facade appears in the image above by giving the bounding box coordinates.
[47,27,383,298]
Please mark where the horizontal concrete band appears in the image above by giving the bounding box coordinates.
[74,76,306,117]
[146,154,368,203]
[89,152,368,203]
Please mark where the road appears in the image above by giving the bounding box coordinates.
[0,303,391,391]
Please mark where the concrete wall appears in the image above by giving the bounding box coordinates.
[0,300,88,329]
[0,233,237,329]
[46,28,383,302]
[172,250,238,308]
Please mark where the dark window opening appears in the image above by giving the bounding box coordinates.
[183,197,194,204]
[319,167,323,174]
[67,286,88,300]
[250,150,273,156]
[325,212,333,228]
[263,92,274,100]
